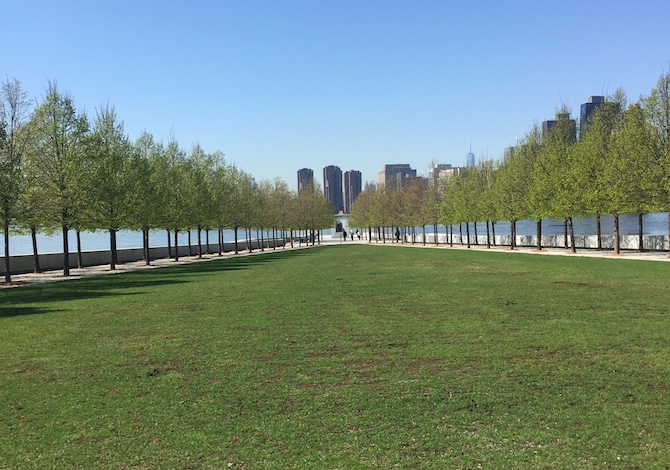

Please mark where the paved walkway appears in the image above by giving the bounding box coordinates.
[2,237,668,288]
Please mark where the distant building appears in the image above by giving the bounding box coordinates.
[504,146,514,160]
[297,168,313,191]
[378,164,417,189]
[466,146,475,168]
[431,163,460,181]
[323,165,343,213]
[579,95,605,139]
[343,170,362,214]
[542,113,576,141]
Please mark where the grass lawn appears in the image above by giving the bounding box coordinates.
[1,244,670,469]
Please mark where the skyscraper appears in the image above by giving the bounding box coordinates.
[543,113,576,141]
[297,168,314,191]
[343,170,362,214]
[323,165,343,213]
[466,147,475,168]
[378,164,416,189]
[579,96,605,139]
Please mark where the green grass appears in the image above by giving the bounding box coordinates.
[1,244,670,469]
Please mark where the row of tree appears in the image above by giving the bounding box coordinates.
[350,72,670,255]
[0,80,335,282]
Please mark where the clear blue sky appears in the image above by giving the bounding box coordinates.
[4,1,670,189]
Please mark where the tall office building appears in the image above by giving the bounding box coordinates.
[297,168,314,191]
[431,163,460,181]
[323,165,344,213]
[378,164,417,189]
[579,96,605,139]
[466,147,475,168]
[542,113,576,141]
[343,170,362,214]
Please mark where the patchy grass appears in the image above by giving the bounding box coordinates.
[1,245,670,468]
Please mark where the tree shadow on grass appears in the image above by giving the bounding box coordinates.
[153,246,316,276]
[0,248,317,318]
[0,277,187,318]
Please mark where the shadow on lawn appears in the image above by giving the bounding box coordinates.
[0,247,317,318]
[158,246,315,276]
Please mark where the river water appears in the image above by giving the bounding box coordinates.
[4,213,668,256]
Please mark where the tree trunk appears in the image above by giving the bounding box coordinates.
[3,210,10,283]
[188,231,192,256]
[466,222,471,248]
[234,227,239,254]
[110,228,117,269]
[218,229,223,255]
[486,220,491,248]
[449,225,453,247]
[167,229,172,258]
[197,227,203,258]
[31,227,40,273]
[614,215,620,254]
[459,223,463,245]
[492,221,496,246]
[510,220,516,250]
[536,219,542,251]
[205,229,210,255]
[568,217,576,253]
[76,230,83,269]
[596,214,602,251]
[434,223,438,246]
[62,224,70,277]
[474,221,478,245]
[144,229,151,265]
[638,213,644,252]
[174,229,180,261]
[563,220,568,249]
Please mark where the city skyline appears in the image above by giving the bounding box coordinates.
[4,1,669,190]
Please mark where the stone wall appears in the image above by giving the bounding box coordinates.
[415,233,669,251]
[0,239,287,275]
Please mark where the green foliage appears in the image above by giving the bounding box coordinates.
[2,246,670,467]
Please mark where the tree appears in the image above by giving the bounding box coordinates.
[573,95,625,250]
[349,187,374,242]
[88,105,133,269]
[641,71,670,253]
[495,138,533,249]
[0,78,31,282]
[531,111,579,252]
[28,82,89,276]
[130,132,163,264]
[605,104,658,254]
[0,79,32,281]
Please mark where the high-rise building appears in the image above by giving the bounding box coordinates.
[297,168,314,191]
[378,164,417,189]
[343,170,362,214]
[431,163,460,181]
[579,96,605,139]
[323,165,343,213]
[542,113,576,141]
[466,147,475,168]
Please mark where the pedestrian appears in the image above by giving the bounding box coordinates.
[356,230,360,240]
[395,228,401,242]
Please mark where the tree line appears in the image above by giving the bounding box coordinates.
[350,72,670,255]
[0,80,334,282]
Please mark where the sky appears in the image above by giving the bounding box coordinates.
[3,0,670,190]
